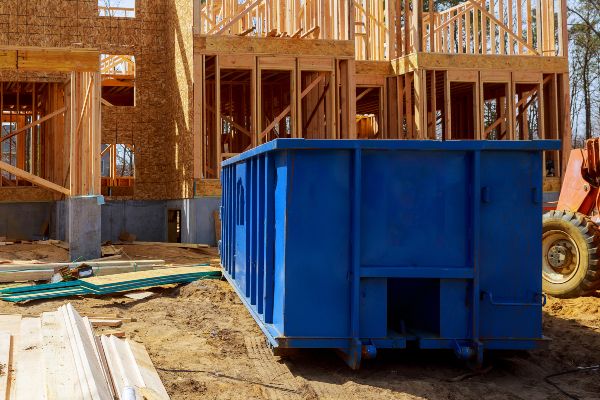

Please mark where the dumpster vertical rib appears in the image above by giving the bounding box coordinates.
[263,153,275,324]
[223,166,229,274]
[231,164,237,279]
[250,157,257,306]
[245,160,251,295]
[257,155,265,314]
[349,148,362,368]
[471,150,482,362]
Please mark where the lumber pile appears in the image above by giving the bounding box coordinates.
[0,266,221,302]
[0,259,166,283]
[113,241,210,249]
[0,303,170,399]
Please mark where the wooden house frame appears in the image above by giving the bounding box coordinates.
[0,47,101,200]
[192,0,571,195]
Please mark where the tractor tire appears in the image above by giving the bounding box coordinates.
[542,210,600,298]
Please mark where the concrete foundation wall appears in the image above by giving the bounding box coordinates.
[167,198,221,245]
[0,197,221,245]
[102,198,220,245]
[0,202,54,240]
[102,201,168,243]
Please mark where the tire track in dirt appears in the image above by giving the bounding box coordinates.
[245,336,303,400]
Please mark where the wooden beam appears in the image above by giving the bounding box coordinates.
[0,160,70,195]
[0,107,67,143]
[300,73,326,99]
[391,53,569,75]
[194,35,354,58]
[260,105,291,139]
[303,82,330,131]
[100,98,114,107]
[0,47,100,72]
[356,87,374,102]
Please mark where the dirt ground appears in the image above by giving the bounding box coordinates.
[0,244,599,400]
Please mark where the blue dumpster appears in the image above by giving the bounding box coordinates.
[220,139,560,368]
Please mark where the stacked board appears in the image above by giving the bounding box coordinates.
[0,303,170,399]
[0,266,221,302]
[0,260,165,283]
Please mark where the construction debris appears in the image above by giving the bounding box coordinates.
[89,318,123,327]
[101,244,123,257]
[0,266,221,302]
[0,259,166,283]
[0,303,169,399]
[124,291,155,300]
[119,231,137,242]
[114,241,210,249]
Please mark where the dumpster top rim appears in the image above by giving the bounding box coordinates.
[221,139,561,167]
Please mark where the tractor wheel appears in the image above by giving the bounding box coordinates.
[542,210,600,298]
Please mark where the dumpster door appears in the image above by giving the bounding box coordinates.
[478,151,543,342]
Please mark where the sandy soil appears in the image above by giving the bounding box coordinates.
[0,244,598,400]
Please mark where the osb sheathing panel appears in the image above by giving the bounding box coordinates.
[0,0,193,200]
[166,0,195,199]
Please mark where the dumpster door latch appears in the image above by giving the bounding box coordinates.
[481,291,546,307]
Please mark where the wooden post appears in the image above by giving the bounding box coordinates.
[411,0,423,52]
[193,54,203,180]
[445,71,451,139]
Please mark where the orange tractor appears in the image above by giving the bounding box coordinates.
[543,138,600,297]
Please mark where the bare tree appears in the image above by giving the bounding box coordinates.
[569,0,600,144]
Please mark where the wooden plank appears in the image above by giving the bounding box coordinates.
[13,318,45,400]
[123,242,210,249]
[41,311,85,399]
[0,265,157,284]
[0,260,164,271]
[101,335,170,400]
[0,333,11,400]
[89,319,123,328]
[0,315,22,335]
[101,335,143,399]
[127,340,170,400]
[60,304,113,399]
[0,160,70,196]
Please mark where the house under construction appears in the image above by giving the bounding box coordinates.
[0,0,571,259]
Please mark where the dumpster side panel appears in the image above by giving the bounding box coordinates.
[360,150,470,269]
[283,150,352,337]
[479,151,543,340]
